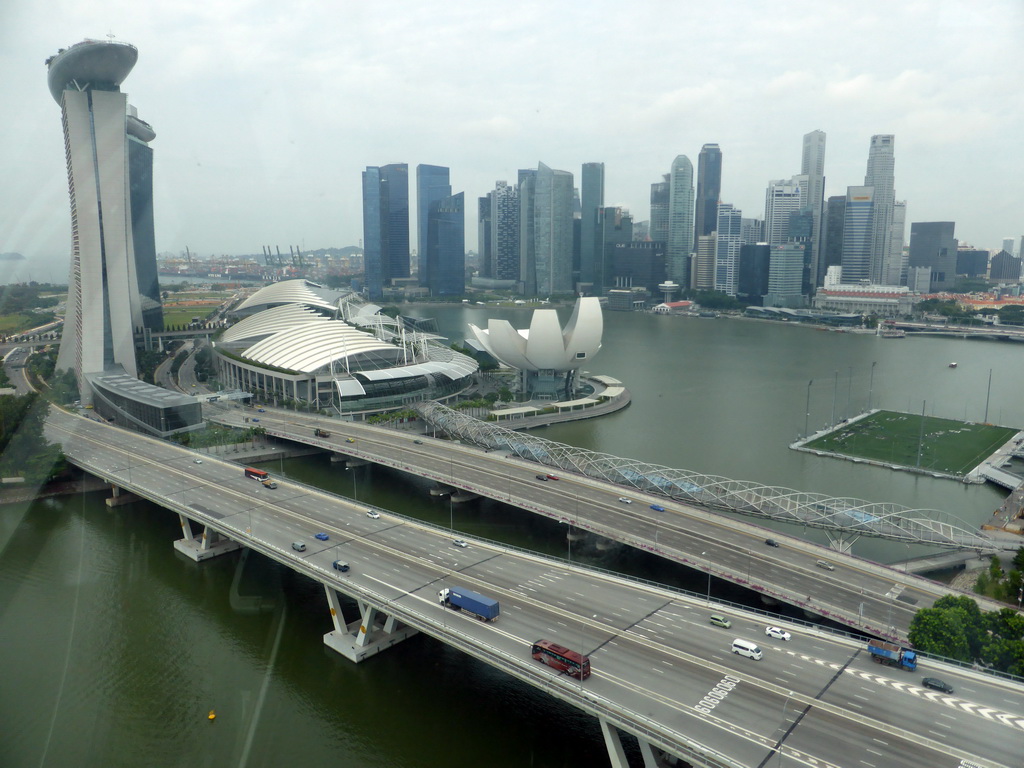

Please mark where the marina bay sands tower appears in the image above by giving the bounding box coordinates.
[47,39,156,402]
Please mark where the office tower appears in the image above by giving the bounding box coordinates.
[1002,237,1016,257]
[489,181,519,281]
[737,243,770,304]
[632,220,650,241]
[990,250,1022,281]
[956,247,988,277]
[801,130,826,287]
[425,192,465,297]
[820,195,846,284]
[667,155,695,284]
[48,39,145,398]
[519,162,574,296]
[766,243,806,307]
[362,162,410,299]
[580,162,605,288]
[763,175,808,246]
[610,241,666,293]
[477,194,492,277]
[741,218,764,245]
[125,105,163,332]
[693,234,717,290]
[864,134,897,283]
[649,174,670,243]
[694,143,722,250]
[596,207,633,290]
[908,222,956,290]
[714,203,743,296]
[884,201,907,285]
[840,186,875,283]
[907,266,932,293]
[416,164,451,283]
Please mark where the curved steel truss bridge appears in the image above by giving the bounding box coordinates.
[416,401,1011,552]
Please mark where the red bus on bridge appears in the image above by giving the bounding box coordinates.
[531,639,591,679]
[244,467,269,481]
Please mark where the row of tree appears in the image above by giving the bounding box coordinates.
[909,594,1024,676]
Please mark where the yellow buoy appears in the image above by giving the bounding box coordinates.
[208,709,216,721]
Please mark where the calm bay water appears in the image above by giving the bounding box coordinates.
[2,308,1021,767]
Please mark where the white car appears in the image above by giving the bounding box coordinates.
[765,626,791,641]
[452,539,469,548]
[193,458,203,464]
[366,510,380,519]
[617,497,632,504]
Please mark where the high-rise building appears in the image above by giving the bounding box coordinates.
[425,192,465,297]
[477,194,492,277]
[649,174,670,244]
[610,241,666,293]
[49,39,146,398]
[801,130,826,287]
[416,164,451,283]
[580,162,605,289]
[714,203,743,296]
[740,218,764,245]
[490,181,519,281]
[667,155,695,285]
[694,143,722,250]
[864,134,897,283]
[597,207,632,290]
[820,195,846,285]
[840,186,875,283]
[765,243,806,307]
[1002,237,1016,257]
[737,243,770,305]
[519,162,574,296]
[908,222,957,291]
[126,105,163,332]
[956,247,988,278]
[884,200,907,285]
[990,251,1022,282]
[362,162,410,299]
[763,175,808,246]
[693,234,717,290]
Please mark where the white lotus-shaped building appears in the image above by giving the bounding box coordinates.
[468,297,603,399]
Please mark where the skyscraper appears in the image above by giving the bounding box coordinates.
[820,195,846,285]
[597,206,632,290]
[801,130,826,288]
[714,203,743,296]
[763,175,808,246]
[490,181,519,281]
[908,222,957,291]
[520,163,574,296]
[477,194,492,277]
[580,162,605,289]
[425,192,465,297]
[864,134,897,284]
[667,155,694,285]
[694,144,722,251]
[48,39,146,399]
[766,243,806,307]
[649,174,670,243]
[362,163,410,299]
[692,234,717,290]
[416,164,450,283]
[126,105,163,333]
[840,186,875,283]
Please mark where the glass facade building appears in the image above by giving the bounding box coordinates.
[416,164,451,283]
[667,155,694,285]
[840,187,875,284]
[714,203,743,296]
[694,144,722,251]
[425,192,465,297]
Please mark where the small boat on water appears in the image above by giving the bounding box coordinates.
[948,362,958,368]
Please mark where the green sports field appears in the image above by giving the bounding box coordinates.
[803,410,1017,475]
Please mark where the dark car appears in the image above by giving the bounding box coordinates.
[922,677,954,694]
[332,560,350,573]
[765,538,780,547]
[650,504,665,512]
[413,439,423,444]
[314,532,329,541]
[535,474,548,481]
[257,408,266,412]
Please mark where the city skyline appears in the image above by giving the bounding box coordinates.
[2,2,1022,282]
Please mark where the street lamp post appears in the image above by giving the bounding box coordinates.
[867,361,877,412]
[804,379,812,439]
[701,551,711,606]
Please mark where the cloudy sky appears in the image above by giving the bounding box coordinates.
[1,0,1021,282]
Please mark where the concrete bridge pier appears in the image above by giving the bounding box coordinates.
[330,453,369,468]
[172,513,241,562]
[322,586,418,663]
[599,719,677,767]
[105,484,140,507]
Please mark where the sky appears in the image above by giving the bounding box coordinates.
[1,0,1022,283]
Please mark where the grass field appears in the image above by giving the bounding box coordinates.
[804,410,1017,475]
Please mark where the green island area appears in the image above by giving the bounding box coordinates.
[802,410,1018,476]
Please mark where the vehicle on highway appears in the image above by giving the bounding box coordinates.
[245,467,269,481]
[366,510,380,519]
[867,640,918,671]
[332,560,350,573]
[193,458,203,464]
[314,532,329,541]
[816,559,835,570]
[922,677,954,694]
[413,439,423,444]
[546,474,559,481]
[438,586,500,621]
[535,474,548,481]
[532,639,591,679]
[261,480,277,489]
[709,614,732,628]
[345,438,355,443]
[731,639,763,660]
[765,626,791,641]
[314,428,330,437]
[650,504,665,512]
[252,418,260,422]
[764,538,780,547]
[291,542,306,552]
[617,497,632,504]
[452,539,469,548]
[257,408,265,412]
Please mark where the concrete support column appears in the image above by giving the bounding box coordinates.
[173,515,241,562]
[598,718,631,768]
[323,595,418,663]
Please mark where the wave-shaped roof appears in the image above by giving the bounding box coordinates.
[234,279,346,314]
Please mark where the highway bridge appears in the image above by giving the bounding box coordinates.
[45,407,1024,768]
[204,403,1013,644]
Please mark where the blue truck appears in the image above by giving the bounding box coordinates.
[438,586,500,622]
[867,640,917,671]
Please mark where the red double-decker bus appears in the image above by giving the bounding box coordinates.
[244,467,269,481]
[531,639,591,679]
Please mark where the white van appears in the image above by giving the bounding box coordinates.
[731,639,763,660]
